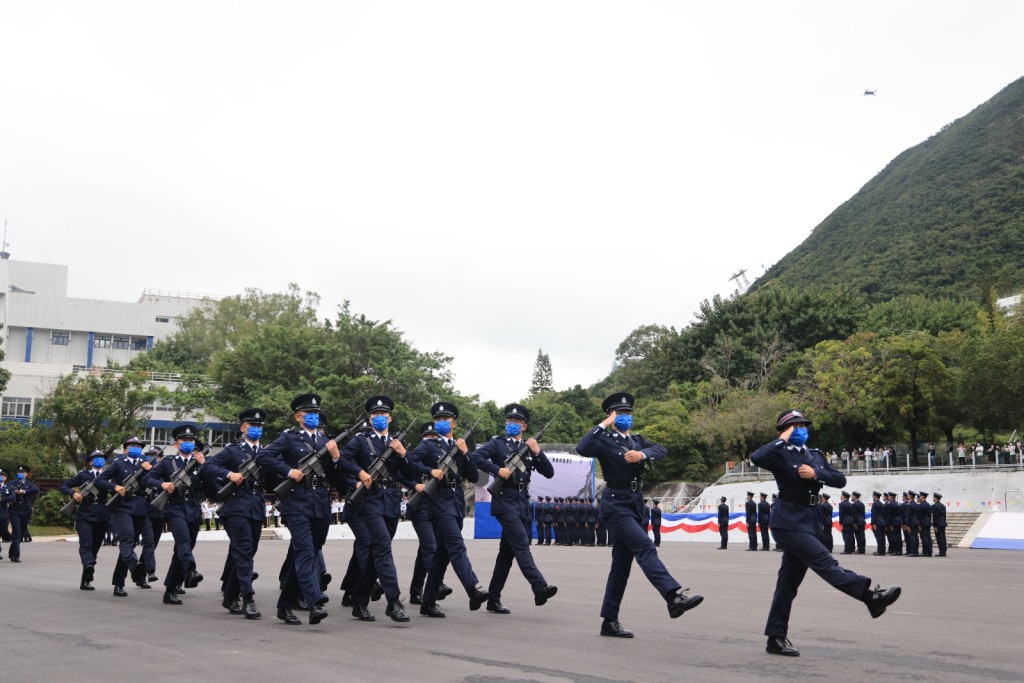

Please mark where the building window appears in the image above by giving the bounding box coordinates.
[152,428,176,445]
[112,336,130,350]
[155,316,170,323]
[1,397,32,419]
[51,331,70,346]
[93,334,112,348]
[131,337,148,351]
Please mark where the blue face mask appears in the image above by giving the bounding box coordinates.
[16,472,26,480]
[92,457,106,468]
[178,441,196,455]
[789,426,809,446]
[505,422,523,438]
[127,446,143,457]
[613,414,633,431]
[246,426,263,441]
[371,415,390,432]
[434,420,452,436]
[302,413,320,429]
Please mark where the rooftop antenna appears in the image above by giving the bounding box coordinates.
[1,215,9,259]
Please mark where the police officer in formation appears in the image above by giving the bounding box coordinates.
[146,424,206,605]
[409,401,490,618]
[902,491,920,557]
[885,491,903,554]
[200,407,269,619]
[916,491,933,556]
[96,436,155,596]
[870,491,887,555]
[59,450,112,588]
[931,493,948,556]
[757,493,771,550]
[649,499,662,547]
[839,491,855,553]
[851,491,866,554]
[339,394,416,623]
[818,493,834,551]
[717,496,729,549]
[745,492,758,550]
[750,409,901,657]
[576,392,703,638]
[473,403,558,614]
[0,469,14,561]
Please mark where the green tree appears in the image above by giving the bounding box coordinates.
[957,326,1024,439]
[530,349,554,395]
[0,323,11,394]
[33,368,162,465]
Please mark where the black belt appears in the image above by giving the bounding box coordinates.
[605,480,643,491]
[516,482,529,492]
[448,479,462,489]
[378,478,398,489]
[780,491,819,507]
[303,474,324,489]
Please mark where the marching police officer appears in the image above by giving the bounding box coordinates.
[745,492,758,551]
[473,403,558,614]
[851,492,866,554]
[146,424,206,605]
[1,469,19,561]
[758,493,771,550]
[142,446,165,584]
[201,408,269,619]
[916,492,933,557]
[870,491,887,556]
[577,392,703,638]
[931,493,947,556]
[717,496,729,549]
[406,422,440,605]
[751,409,901,657]
[59,450,112,588]
[14,465,38,543]
[410,401,489,618]
[339,395,416,623]
[839,491,855,554]
[256,393,341,626]
[95,436,155,595]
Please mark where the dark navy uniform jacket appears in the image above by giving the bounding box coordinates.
[588,503,600,525]
[757,500,770,526]
[59,469,111,523]
[201,440,266,521]
[871,499,888,526]
[256,428,338,519]
[576,425,666,522]
[917,500,932,527]
[932,501,947,527]
[906,500,920,528]
[339,430,417,519]
[750,439,846,533]
[0,481,16,519]
[542,501,554,523]
[96,457,150,516]
[145,454,203,523]
[650,505,662,527]
[886,498,901,527]
[408,436,478,520]
[852,499,866,526]
[474,436,554,518]
[838,499,854,526]
[717,502,730,526]
[12,477,39,516]
[745,499,757,525]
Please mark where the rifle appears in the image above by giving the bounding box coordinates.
[347,419,416,508]
[105,460,148,508]
[487,418,555,496]
[60,464,113,517]
[151,458,203,512]
[407,417,481,513]
[274,419,369,501]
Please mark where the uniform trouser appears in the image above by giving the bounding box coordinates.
[748,523,758,549]
[873,526,887,554]
[760,526,770,549]
[141,516,158,574]
[20,513,31,540]
[222,515,263,600]
[277,535,327,590]
[110,511,145,585]
[904,527,919,554]
[77,518,107,566]
[7,515,22,559]
[854,526,866,552]
[1,515,10,542]
[887,525,903,553]
[599,500,680,621]
[823,526,834,551]
[596,524,607,546]
[422,513,479,605]
[719,523,728,548]
[841,527,855,552]
[764,528,871,638]
[489,511,547,601]
[351,511,401,604]
[164,514,199,590]
[919,527,933,555]
[340,513,370,593]
[277,513,328,609]
[935,527,947,554]
[652,525,662,546]
[409,514,436,598]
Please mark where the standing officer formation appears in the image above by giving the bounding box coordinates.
[757,493,771,550]
[751,410,901,657]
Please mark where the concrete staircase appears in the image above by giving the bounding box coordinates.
[945,512,981,546]
[261,527,282,540]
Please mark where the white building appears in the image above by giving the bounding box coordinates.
[0,256,235,446]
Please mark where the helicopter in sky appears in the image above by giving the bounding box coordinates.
[863,89,877,96]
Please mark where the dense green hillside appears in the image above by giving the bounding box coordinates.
[751,76,1024,301]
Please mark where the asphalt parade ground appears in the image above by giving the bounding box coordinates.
[6,538,1022,682]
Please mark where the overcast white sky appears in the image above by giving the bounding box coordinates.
[2,2,1022,402]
